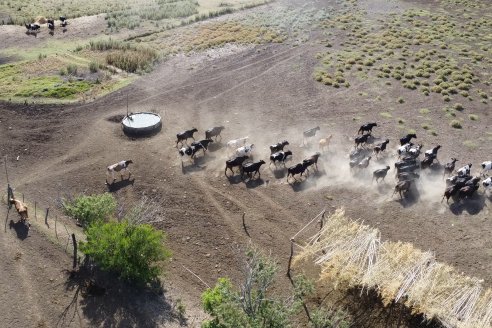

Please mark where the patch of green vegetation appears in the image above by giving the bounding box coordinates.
[469,114,479,121]
[419,108,430,114]
[397,97,405,104]
[421,123,430,130]
[13,76,93,99]
[380,112,392,118]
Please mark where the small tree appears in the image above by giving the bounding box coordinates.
[201,246,299,328]
[80,221,171,285]
[63,193,116,228]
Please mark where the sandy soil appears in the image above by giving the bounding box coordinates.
[0,0,491,326]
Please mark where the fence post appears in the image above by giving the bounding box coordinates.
[34,202,37,220]
[72,234,77,269]
[45,208,49,228]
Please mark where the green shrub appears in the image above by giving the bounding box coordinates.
[419,108,430,114]
[89,61,99,73]
[397,97,405,104]
[63,193,116,227]
[67,64,78,75]
[80,221,170,285]
[450,120,462,129]
[469,114,479,121]
[454,103,464,111]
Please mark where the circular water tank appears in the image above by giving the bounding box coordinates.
[121,112,162,136]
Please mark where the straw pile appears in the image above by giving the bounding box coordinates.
[293,209,492,328]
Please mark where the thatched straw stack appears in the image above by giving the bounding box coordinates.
[293,209,492,328]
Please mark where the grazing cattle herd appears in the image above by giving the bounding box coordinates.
[24,16,68,34]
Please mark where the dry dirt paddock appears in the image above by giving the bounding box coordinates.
[0,0,491,326]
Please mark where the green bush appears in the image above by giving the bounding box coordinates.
[89,61,99,73]
[63,193,116,227]
[80,221,171,285]
[67,64,78,75]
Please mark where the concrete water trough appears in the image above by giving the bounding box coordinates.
[121,112,162,136]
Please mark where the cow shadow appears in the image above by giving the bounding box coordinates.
[448,193,487,215]
[9,219,29,240]
[288,176,316,192]
[207,142,223,152]
[225,174,243,185]
[106,178,135,192]
[270,166,287,179]
[244,177,265,189]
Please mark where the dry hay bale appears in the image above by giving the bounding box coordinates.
[294,208,492,328]
[35,16,47,24]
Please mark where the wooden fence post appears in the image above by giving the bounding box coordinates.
[287,239,294,280]
[34,202,37,220]
[72,234,77,269]
[45,208,49,228]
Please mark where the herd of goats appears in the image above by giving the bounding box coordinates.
[172,123,492,204]
[24,16,68,33]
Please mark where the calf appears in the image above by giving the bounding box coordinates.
[399,133,417,146]
[227,137,249,150]
[287,162,309,182]
[9,197,29,226]
[205,126,225,140]
[270,151,292,167]
[457,163,472,177]
[236,144,254,158]
[373,139,389,157]
[397,171,420,182]
[319,135,333,152]
[354,134,371,149]
[106,160,133,182]
[425,145,441,160]
[373,166,390,183]
[303,126,320,144]
[483,177,492,195]
[458,185,479,202]
[179,146,199,163]
[270,140,289,154]
[393,180,412,199]
[397,143,413,158]
[303,152,321,171]
[357,156,371,169]
[176,128,198,147]
[358,122,377,135]
[191,139,214,154]
[420,154,436,170]
[481,161,492,176]
[241,160,265,179]
[443,158,458,178]
[441,185,459,204]
[225,156,249,176]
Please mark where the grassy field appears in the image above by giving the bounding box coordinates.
[0,0,276,103]
[313,0,491,135]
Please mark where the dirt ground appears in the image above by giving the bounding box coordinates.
[1,0,491,326]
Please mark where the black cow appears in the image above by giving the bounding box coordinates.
[373,166,390,183]
[400,133,417,146]
[225,156,249,176]
[287,162,309,182]
[176,128,198,147]
[270,140,289,154]
[358,122,377,135]
[191,139,213,154]
[241,160,265,179]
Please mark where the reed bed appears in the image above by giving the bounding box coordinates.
[294,209,492,328]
